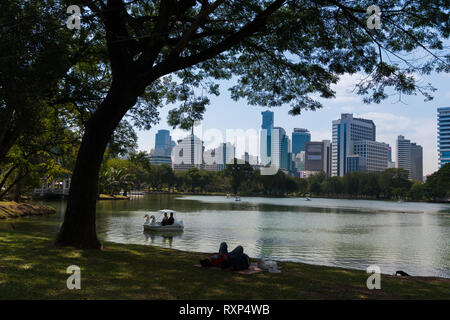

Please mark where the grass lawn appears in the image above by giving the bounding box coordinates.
[0,229,449,300]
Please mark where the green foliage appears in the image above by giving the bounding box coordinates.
[86,157,449,202]
[224,159,254,195]
[379,168,412,199]
[423,163,450,200]
[99,159,134,195]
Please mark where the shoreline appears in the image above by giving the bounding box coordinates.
[0,201,56,219]
[1,229,449,299]
[145,191,449,203]
[140,240,450,281]
[98,194,130,200]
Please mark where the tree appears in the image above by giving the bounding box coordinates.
[159,164,176,191]
[224,159,253,195]
[363,173,381,198]
[296,178,309,195]
[424,163,450,200]
[409,181,425,201]
[98,158,133,195]
[379,168,412,199]
[309,181,321,195]
[56,0,450,248]
[0,0,95,162]
[185,167,202,192]
[322,176,343,196]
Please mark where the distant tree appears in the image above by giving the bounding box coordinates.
[98,158,133,195]
[424,163,450,200]
[174,171,187,192]
[309,181,321,195]
[224,159,254,195]
[159,164,176,191]
[322,176,343,196]
[296,178,309,195]
[379,168,412,199]
[363,173,381,198]
[409,181,425,201]
[185,167,202,192]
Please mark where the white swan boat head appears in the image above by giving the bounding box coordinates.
[143,209,184,231]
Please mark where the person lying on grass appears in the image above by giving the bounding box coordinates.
[200,242,250,271]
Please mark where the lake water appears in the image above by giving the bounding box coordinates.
[1,195,449,278]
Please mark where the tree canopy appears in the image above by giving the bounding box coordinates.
[2,0,448,249]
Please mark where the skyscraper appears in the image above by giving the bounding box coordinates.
[292,128,311,154]
[353,140,388,172]
[396,135,411,177]
[396,135,423,181]
[260,111,274,166]
[304,140,332,176]
[150,129,175,165]
[172,134,204,171]
[346,155,367,174]
[204,142,236,171]
[154,129,174,156]
[261,110,274,130]
[387,145,396,168]
[410,143,423,182]
[438,107,450,168]
[271,127,288,171]
[332,113,376,176]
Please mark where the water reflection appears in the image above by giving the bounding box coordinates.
[1,194,449,278]
[143,230,183,248]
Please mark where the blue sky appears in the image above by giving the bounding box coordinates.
[136,71,450,176]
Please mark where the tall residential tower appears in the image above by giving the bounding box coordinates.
[292,128,311,154]
[396,135,423,181]
[438,107,450,168]
[331,113,376,176]
[260,110,274,166]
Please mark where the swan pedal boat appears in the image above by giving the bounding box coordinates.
[143,209,184,231]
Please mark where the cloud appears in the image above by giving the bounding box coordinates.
[355,112,437,175]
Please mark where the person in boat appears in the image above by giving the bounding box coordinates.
[167,212,175,225]
[161,212,169,226]
[200,242,250,271]
[144,214,156,225]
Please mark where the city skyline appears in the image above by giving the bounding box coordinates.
[137,72,450,176]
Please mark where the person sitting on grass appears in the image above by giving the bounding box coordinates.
[167,212,175,225]
[200,242,250,271]
[161,212,169,226]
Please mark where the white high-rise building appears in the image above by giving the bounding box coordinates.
[260,128,270,166]
[353,140,389,172]
[332,113,376,176]
[271,127,289,171]
[396,135,423,181]
[204,143,235,171]
[396,135,411,177]
[172,134,204,171]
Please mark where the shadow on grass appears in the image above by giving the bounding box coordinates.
[1,229,449,300]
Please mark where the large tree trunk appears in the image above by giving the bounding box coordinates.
[55,81,140,249]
